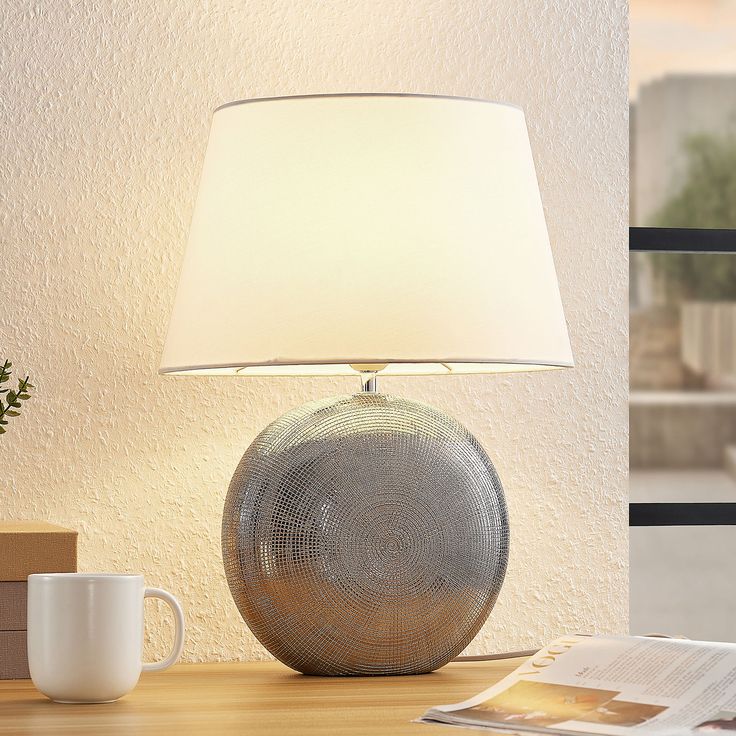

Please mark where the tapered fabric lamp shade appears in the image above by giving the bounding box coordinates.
[161,94,573,677]
[160,94,572,376]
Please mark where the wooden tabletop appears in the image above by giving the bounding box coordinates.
[0,657,524,735]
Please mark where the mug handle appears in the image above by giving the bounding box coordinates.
[142,587,185,672]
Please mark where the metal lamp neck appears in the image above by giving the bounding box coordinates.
[360,372,378,393]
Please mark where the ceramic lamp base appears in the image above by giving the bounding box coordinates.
[222,393,509,676]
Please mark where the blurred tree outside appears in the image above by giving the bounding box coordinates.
[649,131,736,301]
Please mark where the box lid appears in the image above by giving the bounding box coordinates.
[0,521,77,581]
[0,521,77,535]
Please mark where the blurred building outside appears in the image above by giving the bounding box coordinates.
[630,73,736,481]
[630,68,736,642]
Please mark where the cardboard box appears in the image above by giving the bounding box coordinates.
[0,582,26,630]
[0,631,29,679]
[0,521,77,581]
[0,521,77,680]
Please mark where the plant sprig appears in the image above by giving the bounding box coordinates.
[0,360,34,435]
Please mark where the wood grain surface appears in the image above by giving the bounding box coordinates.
[0,657,525,735]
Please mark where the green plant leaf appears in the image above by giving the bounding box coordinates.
[0,359,34,437]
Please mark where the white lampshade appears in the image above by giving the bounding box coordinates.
[161,94,573,376]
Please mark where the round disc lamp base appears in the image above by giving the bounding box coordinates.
[222,393,509,676]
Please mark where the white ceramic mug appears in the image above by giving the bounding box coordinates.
[27,573,185,703]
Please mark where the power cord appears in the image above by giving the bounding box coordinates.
[453,649,538,662]
[452,633,690,663]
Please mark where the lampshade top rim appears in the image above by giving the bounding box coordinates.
[214,93,523,114]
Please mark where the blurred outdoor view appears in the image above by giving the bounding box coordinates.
[630,0,736,642]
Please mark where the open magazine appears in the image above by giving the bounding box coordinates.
[419,635,736,734]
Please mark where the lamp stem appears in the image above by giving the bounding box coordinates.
[360,372,378,393]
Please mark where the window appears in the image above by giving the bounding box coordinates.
[630,0,736,642]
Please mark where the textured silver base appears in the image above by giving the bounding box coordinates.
[222,393,509,676]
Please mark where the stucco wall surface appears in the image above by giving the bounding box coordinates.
[0,1,628,662]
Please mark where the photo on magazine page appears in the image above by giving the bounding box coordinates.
[451,680,666,730]
[693,712,736,732]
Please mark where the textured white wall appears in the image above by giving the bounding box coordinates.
[0,1,628,662]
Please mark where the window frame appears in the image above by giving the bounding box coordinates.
[629,226,736,526]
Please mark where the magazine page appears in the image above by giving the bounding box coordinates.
[419,635,736,734]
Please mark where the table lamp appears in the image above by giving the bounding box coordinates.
[161,94,572,676]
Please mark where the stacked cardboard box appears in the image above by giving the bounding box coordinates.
[0,522,77,679]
